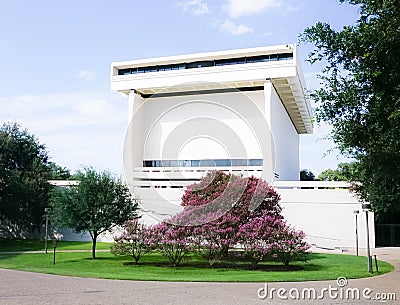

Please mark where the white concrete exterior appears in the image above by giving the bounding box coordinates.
[108,45,375,249]
[111,44,311,184]
[274,181,375,249]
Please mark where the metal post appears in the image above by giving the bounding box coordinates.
[53,239,57,265]
[374,255,379,273]
[44,207,51,254]
[45,213,48,254]
[353,210,359,256]
[365,210,372,273]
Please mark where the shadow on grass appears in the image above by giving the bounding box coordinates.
[122,260,306,271]
[83,256,120,261]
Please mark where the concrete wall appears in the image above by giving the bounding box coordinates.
[58,181,376,250]
[274,181,375,249]
[266,81,299,180]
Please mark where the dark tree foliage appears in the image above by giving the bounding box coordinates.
[300,169,316,181]
[0,122,52,233]
[47,162,71,180]
[50,168,139,259]
[301,0,400,223]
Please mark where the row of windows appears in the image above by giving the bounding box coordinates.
[118,53,293,75]
[143,159,263,167]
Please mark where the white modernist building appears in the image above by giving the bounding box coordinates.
[110,45,375,249]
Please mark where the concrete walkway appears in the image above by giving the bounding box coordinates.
[0,247,399,305]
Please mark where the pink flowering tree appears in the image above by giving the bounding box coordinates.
[271,224,310,268]
[192,212,241,266]
[178,171,309,267]
[149,221,193,267]
[237,212,282,266]
[237,212,310,267]
[181,171,282,222]
[178,171,282,258]
[110,219,150,264]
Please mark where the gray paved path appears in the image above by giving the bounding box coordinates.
[0,247,399,305]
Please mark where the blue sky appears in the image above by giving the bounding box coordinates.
[0,0,360,177]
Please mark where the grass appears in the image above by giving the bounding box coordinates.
[0,239,111,252]
[0,240,394,282]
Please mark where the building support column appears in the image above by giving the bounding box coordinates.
[263,79,276,184]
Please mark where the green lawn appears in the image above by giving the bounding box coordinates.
[0,241,394,282]
[0,239,111,252]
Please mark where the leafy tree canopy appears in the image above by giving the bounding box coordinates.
[301,0,400,223]
[0,122,52,233]
[50,168,139,258]
[47,162,71,180]
[318,162,359,181]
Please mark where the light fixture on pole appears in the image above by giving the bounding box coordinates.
[362,203,373,273]
[44,207,51,254]
[353,210,359,256]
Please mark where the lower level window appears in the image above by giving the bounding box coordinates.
[143,159,263,167]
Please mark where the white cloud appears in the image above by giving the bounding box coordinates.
[261,31,273,37]
[77,70,96,81]
[0,90,127,174]
[176,0,209,15]
[223,0,282,18]
[219,19,253,35]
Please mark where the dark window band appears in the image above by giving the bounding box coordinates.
[143,159,263,167]
[118,53,293,76]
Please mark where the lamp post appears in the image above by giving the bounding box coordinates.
[44,207,51,254]
[353,210,359,256]
[362,203,373,273]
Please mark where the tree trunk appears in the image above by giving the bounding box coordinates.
[92,233,98,259]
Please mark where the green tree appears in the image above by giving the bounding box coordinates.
[300,169,316,181]
[301,0,400,223]
[50,168,139,258]
[47,162,71,180]
[0,122,52,234]
[318,162,359,181]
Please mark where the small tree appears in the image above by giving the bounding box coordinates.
[110,220,149,264]
[50,168,139,259]
[192,211,241,267]
[149,222,193,267]
[271,224,310,268]
[237,212,282,266]
[180,171,281,257]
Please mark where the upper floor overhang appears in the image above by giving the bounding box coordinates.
[110,44,313,134]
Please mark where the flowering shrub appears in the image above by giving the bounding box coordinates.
[150,222,193,267]
[192,212,241,266]
[111,172,310,269]
[237,212,282,266]
[271,225,310,267]
[181,171,282,220]
[110,219,149,264]
[238,212,310,267]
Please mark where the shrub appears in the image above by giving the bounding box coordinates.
[237,212,310,267]
[271,225,310,267]
[237,212,282,266]
[178,171,282,261]
[192,212,241,266]
[150,222,193,267]
[110,219,149,264]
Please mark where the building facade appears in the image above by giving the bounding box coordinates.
[110,45,375,249]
